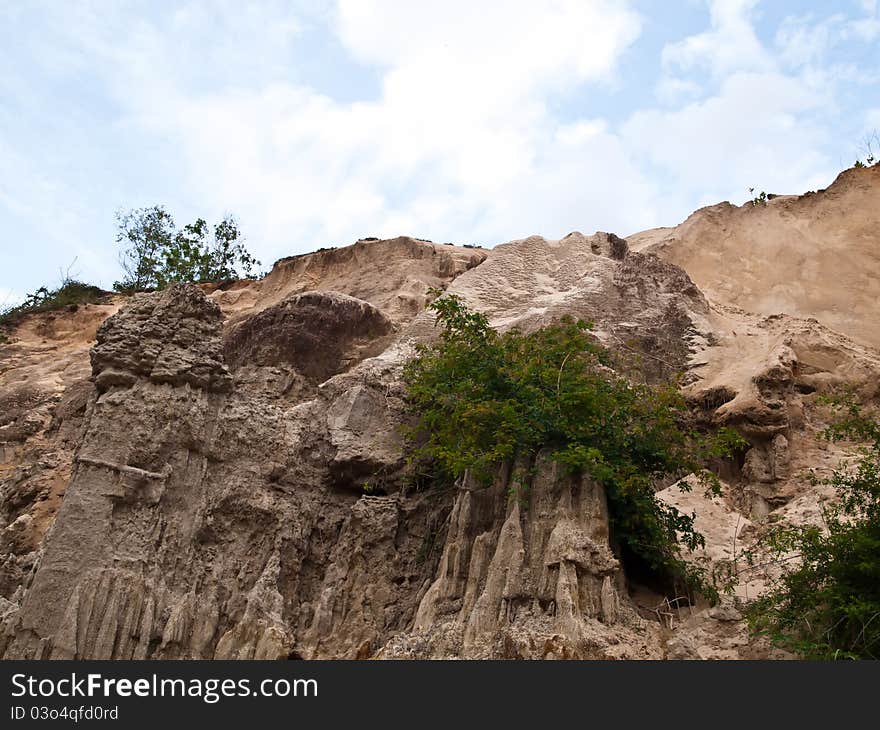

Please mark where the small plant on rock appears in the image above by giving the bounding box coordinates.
[0,276,108,339]
[748,188,768,206]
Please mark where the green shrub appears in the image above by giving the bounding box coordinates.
[746,399,880,659]
[0,280,108,338]
[402,293,744,599]
[748,187,768,206]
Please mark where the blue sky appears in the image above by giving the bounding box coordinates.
[1,0,879,303]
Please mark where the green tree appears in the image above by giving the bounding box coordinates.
[115,205,176,291]
[203,216,259,281]
[746,400,880,659]
[158,217,210,287]
[403,293,743,598]
[114,206,260,291]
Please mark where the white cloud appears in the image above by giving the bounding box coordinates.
[335,0,641,92]
[2,0,875,296]
[775,14,842,67]
[654,76,703,105]
[775,4,880,67]
[847,0,880,41]
[623,71,835,205]
[662,0,770,77]
[639,3,863,210]
[0,136,114,286]
[555,120,608,146]
[52,0,646,260]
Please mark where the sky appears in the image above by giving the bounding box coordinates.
[1,0,879,304]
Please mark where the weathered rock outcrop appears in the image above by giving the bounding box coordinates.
[224,291,394,376]
[0,282,449,659]
[0,236,483,647]
[90,285,233,394]
[222,291,396,404]
[0,231,714,659]
[416,231,712,383]
[385,455,660,659]
[1,187,878,659]
[0,299,119,618]
[209,236,487,326]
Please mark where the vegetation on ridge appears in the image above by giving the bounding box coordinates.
[0,278,109,342]
[114,205,260,292]
[402,292,745,600]
[1,206,260,341]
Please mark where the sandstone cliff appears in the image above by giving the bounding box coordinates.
[628,165,880,348]
[1,169,878,659]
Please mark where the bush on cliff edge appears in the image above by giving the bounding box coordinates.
[114,205,260,292]
[402,293,744,600]
[0,279,109,341]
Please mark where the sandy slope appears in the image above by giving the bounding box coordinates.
[628,165,880,348]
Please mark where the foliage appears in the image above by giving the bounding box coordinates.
[746,399,880,659]
[854,130,878,168]
[0,279,108,340]
[114,206,175,291]
[402,293,745,598]
[114,205,260,291]
[748,187,768,206]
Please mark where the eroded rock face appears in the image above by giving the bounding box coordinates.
[685,308,880,518]
[650,310,880,658]
[222,291,396,404]
[386,455,660,659]
[628,165,880,348]
[1,234,699,660]
[0,284,444,659]
[429,231,712,382]
[91,285,232,394]
[209,236,487,326]
[1,205,878,660]
[0,236,484,639]
[0,300,118,616]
